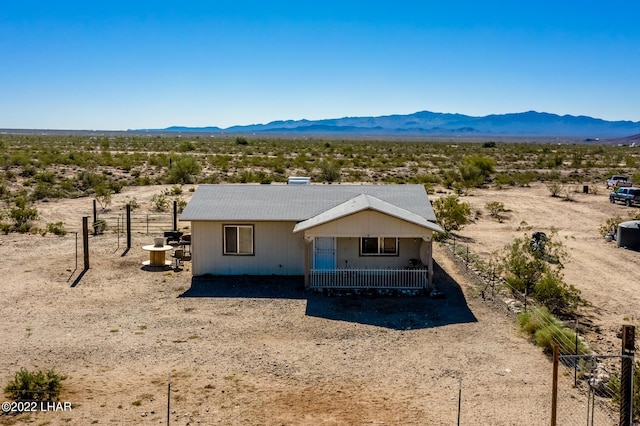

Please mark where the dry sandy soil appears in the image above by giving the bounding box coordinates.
[0,183,636,425]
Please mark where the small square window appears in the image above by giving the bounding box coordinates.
[224,225,254,255]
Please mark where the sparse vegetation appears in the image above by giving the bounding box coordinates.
[4,368,66,401]
[485,201,506,219]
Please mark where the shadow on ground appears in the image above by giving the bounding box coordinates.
[305,260,477,330]
[179,261,477,330]
[180,275,306,299]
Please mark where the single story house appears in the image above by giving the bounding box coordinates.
[179,184,444,290]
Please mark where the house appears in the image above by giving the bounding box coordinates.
[179,184,444,290]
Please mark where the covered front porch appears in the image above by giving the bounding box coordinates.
[293,193,444,291]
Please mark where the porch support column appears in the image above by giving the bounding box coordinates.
[420,237,434,288]
[303,237,312,290]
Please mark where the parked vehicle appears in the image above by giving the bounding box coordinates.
[609,187,640,206]
[606,175,632,189]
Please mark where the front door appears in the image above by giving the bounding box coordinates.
[313,237,336,270]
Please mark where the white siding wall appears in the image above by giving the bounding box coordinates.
[191,221,305,276]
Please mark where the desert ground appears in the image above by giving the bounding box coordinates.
[0,182,636,425]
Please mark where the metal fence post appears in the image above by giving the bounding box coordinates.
[173,200,177,231]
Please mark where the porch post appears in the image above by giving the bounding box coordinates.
[304,237,312,290]
[421,237,434,288]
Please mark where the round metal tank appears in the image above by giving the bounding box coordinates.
[616,220,640,251]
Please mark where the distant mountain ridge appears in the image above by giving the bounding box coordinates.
[139,110,640,138]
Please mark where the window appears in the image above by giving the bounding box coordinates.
[224,225,254,255]
[360,237,398,256]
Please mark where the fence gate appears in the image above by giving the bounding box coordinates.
[555,354,635,426]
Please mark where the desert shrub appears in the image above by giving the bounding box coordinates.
[534,324,588,354]
[458,162,485,187]
[599,215,625,237]
[9,198,38,233]
[124,196,139,211]
[46,221,67,236]
[441,169,461,189]
[432,194,471,233]
[494,172,515,187]
[518,307,588,354]
[166,156,202,184]
[317,160,341,182]
[485,201,506,218]
[94,184,114,211]
[0,222,11,234]
[482,141,496,148]
[4,368,66,401]
[546,182,563,197]
[517,307,557,336]
[235,137,249,145]
[533,270,581,314]
[464,155,495,180]
[151,193,170,211]
[501,232,578,314]
[175,196,187,213]
[177,140,196,152]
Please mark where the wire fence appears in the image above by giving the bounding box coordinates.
[96,213,174,236]
[441,237,638,425]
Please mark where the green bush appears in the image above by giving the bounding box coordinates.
[518,307,588,354]
[4,368,66,401]
[432,194,471,233]
[485,201,506,218]
[166,156,202,184]
[534,324,588,355]
[317,160,341,182]
[501,232,579,315]
[10,198,38,233]
[517,307,557,336]
[599,215,625,237]
[46,221,67,236]
[151,193,170,212]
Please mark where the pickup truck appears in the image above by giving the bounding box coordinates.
[606,175,632,189]
[609,187,640,206]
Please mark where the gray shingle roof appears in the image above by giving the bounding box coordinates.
[180,184,438,223]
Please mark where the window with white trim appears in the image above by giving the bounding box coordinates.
[224,225,254,255]
[360,237,398,256]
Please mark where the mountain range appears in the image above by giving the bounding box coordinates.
[140,110,640,139]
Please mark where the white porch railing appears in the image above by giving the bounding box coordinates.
[309,268,428,289]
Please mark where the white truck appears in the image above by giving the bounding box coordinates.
[606,175,631,189]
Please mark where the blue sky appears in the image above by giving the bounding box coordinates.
[1,1,639,130]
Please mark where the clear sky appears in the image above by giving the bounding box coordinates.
[1,1,639,130]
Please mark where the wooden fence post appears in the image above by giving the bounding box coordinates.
[620,325,635,426]
[550,343,558,426]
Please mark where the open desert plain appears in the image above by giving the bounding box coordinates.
[0,137,638,425]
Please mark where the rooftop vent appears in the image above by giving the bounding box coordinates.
[287,177,311,185]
